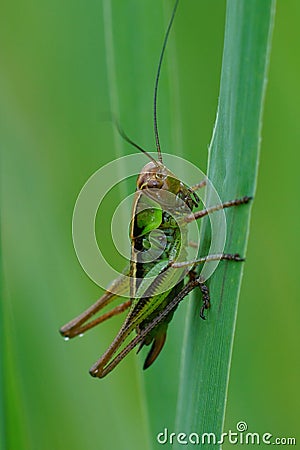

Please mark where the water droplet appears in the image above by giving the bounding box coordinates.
[64,337,70,341]
[79,333,84,338]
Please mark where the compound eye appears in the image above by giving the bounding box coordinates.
[147,178,163,189]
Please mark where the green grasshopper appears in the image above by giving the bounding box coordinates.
[60,0,251,378]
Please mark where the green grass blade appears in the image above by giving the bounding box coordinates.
[174,0,276,446]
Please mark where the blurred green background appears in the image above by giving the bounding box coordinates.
[2,0,299,449]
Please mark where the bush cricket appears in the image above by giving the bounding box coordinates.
[60,0,251,378]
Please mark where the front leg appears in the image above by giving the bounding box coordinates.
[184,196,252,223]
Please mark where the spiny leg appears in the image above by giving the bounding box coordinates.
[188,180,207,204]
[184,196,252,224]
[90,276,204,378]
[171,253,244,270]
[188,269,210,320]
[190,180,206,192]
[62,300,132,338]
[180,196,251,316]
[181,253,245,319]
[172,253,244,316]
[60,272,131,338]
[199,282,210,320]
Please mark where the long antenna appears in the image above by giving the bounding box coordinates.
[114,118,159,166]
[154,0,179,163]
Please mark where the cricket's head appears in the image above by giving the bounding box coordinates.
[137,161,181,193]
[137,161,199,209]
